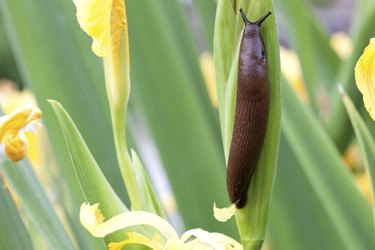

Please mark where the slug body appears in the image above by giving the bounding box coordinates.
[227,9,271,209]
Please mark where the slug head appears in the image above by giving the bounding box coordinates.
[238,9,272,100]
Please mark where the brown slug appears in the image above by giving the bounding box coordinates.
[226,9,271,209]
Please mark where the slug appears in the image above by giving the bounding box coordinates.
[226,9,271,209]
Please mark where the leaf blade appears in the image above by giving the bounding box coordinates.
[342,89,375,226]
[282,79,375,249]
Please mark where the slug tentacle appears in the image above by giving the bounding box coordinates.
[226,9,271,209]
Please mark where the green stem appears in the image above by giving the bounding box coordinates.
[242,240,263,250]
[110,106,141,210]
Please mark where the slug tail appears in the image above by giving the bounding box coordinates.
[227,96,269,209]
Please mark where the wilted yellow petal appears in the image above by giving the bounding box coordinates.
[180,228,243,250]
[181,229,225,250]
[108,232,165,250]
[0,106,42,161]
[213,203,236,222]
[80,202,179,239]
[165,239,185,250]
[210,233,243,250]
[355,38,375,120]
[4,134,28,162]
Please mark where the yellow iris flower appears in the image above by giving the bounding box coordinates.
[355,38,375,120]
[80,203,243,250]
[199,52,218,108]
[72,0,129,107]
[0,106,42,162]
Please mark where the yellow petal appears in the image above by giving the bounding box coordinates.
[80,202,179,239]
[209,233,243,250]
[199,52,218,108]
[330,32,353,59]
[72,0,128,62]
[165,239,185,250]
[355,38,375,120]
[213,203,236,222]
[72,0,112,57]
[180,228,243,250]
[108,232,165,250]
[4,134,28,161]
[280,47,308,102]
[181,229,225,250]
[0,106,42,161]
[80,203,105,230]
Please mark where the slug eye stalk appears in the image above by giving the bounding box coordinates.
[239,8,272,27]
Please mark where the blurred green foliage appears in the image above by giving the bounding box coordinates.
[1,0,375,249]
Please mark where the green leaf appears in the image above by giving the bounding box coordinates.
[0,176,33,250]
[282,79,375,249]
[341,88,375,226]
[0,160,75,250]
[324,2,375,151]
[275,0,340,111]
[49,100,129,244]
[214,0,238,122]
[193,0,217,51]
[269,135,346,250]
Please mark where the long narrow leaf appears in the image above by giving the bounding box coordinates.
[0,160,75,250]
[341,89,375,226]
[282,79,375,249]
[0,177,33,250]
[193,0,217,51]
[49,100,129,244]
[269,135,346,250]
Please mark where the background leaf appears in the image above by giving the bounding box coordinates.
[0,160,75,250]
[0,177,33,250]
[342,90,375,225]
[324,1,375,151]
[49,100,129,244]
[269,135,346,250]
[281,78,375,249]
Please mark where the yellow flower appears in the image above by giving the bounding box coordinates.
[80,202,243,250]
[0,106,42,161]
[199,52,218,108]
[280,47,308,102]
[0,83,45,166]
[330,32,353,59]
[355,38,375,120]
[72,0,130,107]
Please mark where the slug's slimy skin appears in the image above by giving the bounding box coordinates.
[226,9,271,209]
